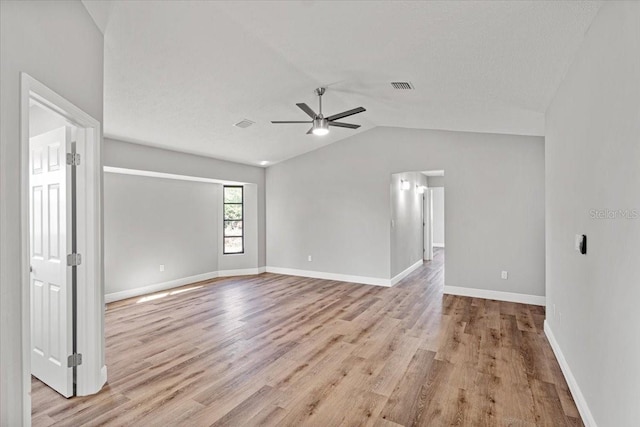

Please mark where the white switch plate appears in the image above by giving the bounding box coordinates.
[575,234,582,251]
[308,255,312,262]
[501,271,508,280]
[159,264,165,272]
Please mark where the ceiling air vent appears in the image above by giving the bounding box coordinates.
[391,82,414,90]
[233,119,255,129]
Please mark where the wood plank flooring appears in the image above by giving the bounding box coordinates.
[32,249,582,426]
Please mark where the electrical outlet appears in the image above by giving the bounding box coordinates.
[501,271,508,280]
[308,255,312,262]
[159,264,165,272]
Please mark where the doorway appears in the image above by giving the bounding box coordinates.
[29,104,78,397]
[21,74,106,416]
[431,187,445,249]
[421,170,445,265]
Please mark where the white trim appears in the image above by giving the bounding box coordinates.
[433,243,445,248]
[544,321,596,427]
[424,188,433,261]
[443,285,545,306]
[20,73,105,411]
[20,74,32,425]
[218,268,264,277]
[422,170,445,177]
[105,268,267,303]
[103,166,247,185]
[390,260,423,286]
[105,271,219,303]
[99,365,108,388]
[265,267,391,287]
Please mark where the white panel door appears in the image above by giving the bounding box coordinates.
[30,126,74,398]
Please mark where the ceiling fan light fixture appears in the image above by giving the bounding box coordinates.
[272,87,365,136]
[312,117,329,136]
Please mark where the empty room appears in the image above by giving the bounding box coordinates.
[1,1,638,426]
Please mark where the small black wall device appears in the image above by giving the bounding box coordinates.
[579,234,587,255]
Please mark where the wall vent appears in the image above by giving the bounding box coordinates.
[391,82,414,90]
[233,119,255,128]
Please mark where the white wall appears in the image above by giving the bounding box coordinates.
[104,173,220,295]
[104,138,266,268]
[266,126,545,299]
[30,104,76,138]
[432,187,445,247]
[427,176,444,187]
[390,172,426,277]
[545,2,640,426]
[104,169,260,301]
[0,1,104,424]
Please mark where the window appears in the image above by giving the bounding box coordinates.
[223,186,243,254]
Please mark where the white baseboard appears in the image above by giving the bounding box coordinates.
[265,266,391,287]
[100,365,107,389]
[390,260,423,286]
[544,321,596,427]
[105,271,216,303]
[433,243,445,248]
[218,267,264,277]
[443,285,545,306]
[105,268,267,303]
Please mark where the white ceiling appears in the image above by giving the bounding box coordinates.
[95,1,601,166]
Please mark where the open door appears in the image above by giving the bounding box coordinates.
[29,126,74,398]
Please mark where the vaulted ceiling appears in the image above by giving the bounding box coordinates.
[85,1,601,166]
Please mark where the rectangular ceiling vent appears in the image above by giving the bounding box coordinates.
[391,82,414,90]
[233,119,255,129]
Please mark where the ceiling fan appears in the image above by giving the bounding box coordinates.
[271,88,366,136]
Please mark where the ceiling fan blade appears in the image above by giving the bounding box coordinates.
[306,127,314,134]
[326,107,366,122]
[271,121,313,124]
[328,121,360,129]
[296,103,317,119]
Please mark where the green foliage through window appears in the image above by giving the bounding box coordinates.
[224,204,242,220]
[224,187,242,203]
[223,186,243,254]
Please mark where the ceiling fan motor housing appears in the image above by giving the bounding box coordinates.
[312,117,329,135]
[313,117,328,128]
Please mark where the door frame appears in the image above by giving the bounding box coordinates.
[20,73,106,415]
[423,188,434,261]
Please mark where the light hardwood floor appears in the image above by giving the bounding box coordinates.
[32,249,582,426]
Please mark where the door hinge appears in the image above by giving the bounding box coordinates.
[67,253,82,266]
[67,353,82,367]
[66,153,81,166]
